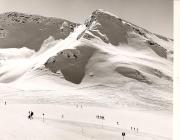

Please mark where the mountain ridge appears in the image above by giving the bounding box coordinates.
[0,11,78,51]
[0,9,173,110]
[0,10,173,50]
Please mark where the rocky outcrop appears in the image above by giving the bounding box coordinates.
[45,46,96,84]
[84,9,128,45]
[115,66,152,84]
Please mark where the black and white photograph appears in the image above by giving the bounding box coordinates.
[0,0,177,140]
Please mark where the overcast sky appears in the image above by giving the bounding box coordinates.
[0,0,173,38]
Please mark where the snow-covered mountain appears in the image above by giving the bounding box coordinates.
[0,9,173,111]
[0,12,78,51]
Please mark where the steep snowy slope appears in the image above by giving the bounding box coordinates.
[83,9,173,59]
[0,10,173,111]
[44,9,173,84]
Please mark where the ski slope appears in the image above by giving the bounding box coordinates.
[0,104,172,140]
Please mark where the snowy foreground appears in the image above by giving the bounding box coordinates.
[0,104,171,140]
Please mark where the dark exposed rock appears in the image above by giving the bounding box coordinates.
[115,66,152,84]
[84,9,128,45]
[45,46,96,84]
[146,40,167,58]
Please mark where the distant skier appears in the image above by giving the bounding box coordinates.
[61,114,64,119]
[117,122,119,125]
[42,113,45,122]
[4,101,6,105]
[30,111,34,119]
[101,116,104,120]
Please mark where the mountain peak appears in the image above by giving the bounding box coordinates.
[84,9,129,45]
[85,9,121,25]
[92,9,120,18]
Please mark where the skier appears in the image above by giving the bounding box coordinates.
[30,111,34,119]
[42,113,45,122]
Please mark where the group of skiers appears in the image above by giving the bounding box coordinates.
[96,115,105,120]
[28,111,34,120]
[131,126,139,132]
[76,104,83,109]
